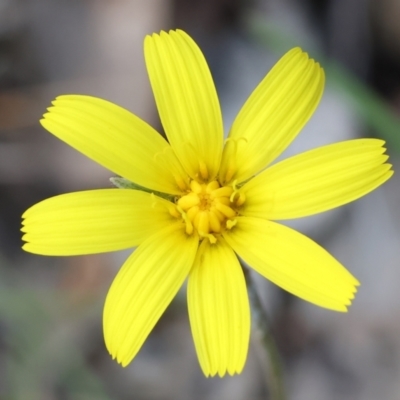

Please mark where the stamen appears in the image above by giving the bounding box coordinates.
[212,186,233,198]
[154,147,189,191]
[185,220,194,235]
[178,193,200,210]
[236,192,246,206]
[195,211,210,235]
[221,137,248,183]
[210,207,225,222]
[199,161,209,180]
[209,212,221,232]
[226,219,237,229]
[174,175,188,191]
[205,233,217,244]
[229,179,246,206]
[169,205,181,219]
[214,197,231,206]
[215,202,236,218]
[198,231,217,244]
[231,179,239,192]
[190,180,203,194]
[176,206,194,235]
[187,206,199,221]
[174,179,243,242]
[206,181,220,193]
[222,138,237,183]
[224,163,236,183]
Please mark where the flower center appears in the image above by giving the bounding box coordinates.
[169,180,245,243]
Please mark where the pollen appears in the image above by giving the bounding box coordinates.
[170,180,245,241]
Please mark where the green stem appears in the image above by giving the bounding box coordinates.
[241,264,286,400]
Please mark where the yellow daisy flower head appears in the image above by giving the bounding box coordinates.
[21,30,393,377]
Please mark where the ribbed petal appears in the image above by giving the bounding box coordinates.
[104,224,198,366]
[22,189,173,255]
[223,217,359,311]
[242,139,393,220]
[188,239,250,377]
[41,95,188,194]
[144,30,223,181]
[219,47,324,185]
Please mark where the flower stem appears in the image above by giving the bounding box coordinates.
[241,264,287,400]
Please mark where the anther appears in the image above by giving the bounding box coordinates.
[187,206,199,221]
[168,206,181,219]
[215,203,237,219]
[211,186,233,198]
[190,180,203,194]
[174,175,188,191]
[195,211,210,235]
[209,212,221,232]
[236,192,246,206]
[206,181,220,193]
[214,197,231,206]
[210,206,225,221]
[185,220,194,235]
[178,193,200,210]
[199,161,209,180]
[224,163,236,183]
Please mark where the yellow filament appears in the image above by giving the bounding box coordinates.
[176,206,194,235]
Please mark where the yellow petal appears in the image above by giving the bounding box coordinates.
[144,30,223,180]
[188,239,250,377]
[223,217,359,311]
[22,189,173,255]
[219,47,324,184]
[242,139,393,220]
[103,224,198,366]
[41,95,188,194]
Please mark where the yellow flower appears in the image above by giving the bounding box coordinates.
[21,30,392,377]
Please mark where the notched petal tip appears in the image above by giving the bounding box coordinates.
[204,366,244,378]
[103,225,198,369]
[144,27,223,181]
[221,44,326,183]
[188,239,249,378]
[329,279,359,312]
[21,243,29,252]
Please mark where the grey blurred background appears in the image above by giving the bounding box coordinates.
[1,0,400,399]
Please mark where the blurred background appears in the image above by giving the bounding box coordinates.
[1,0,400,399]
